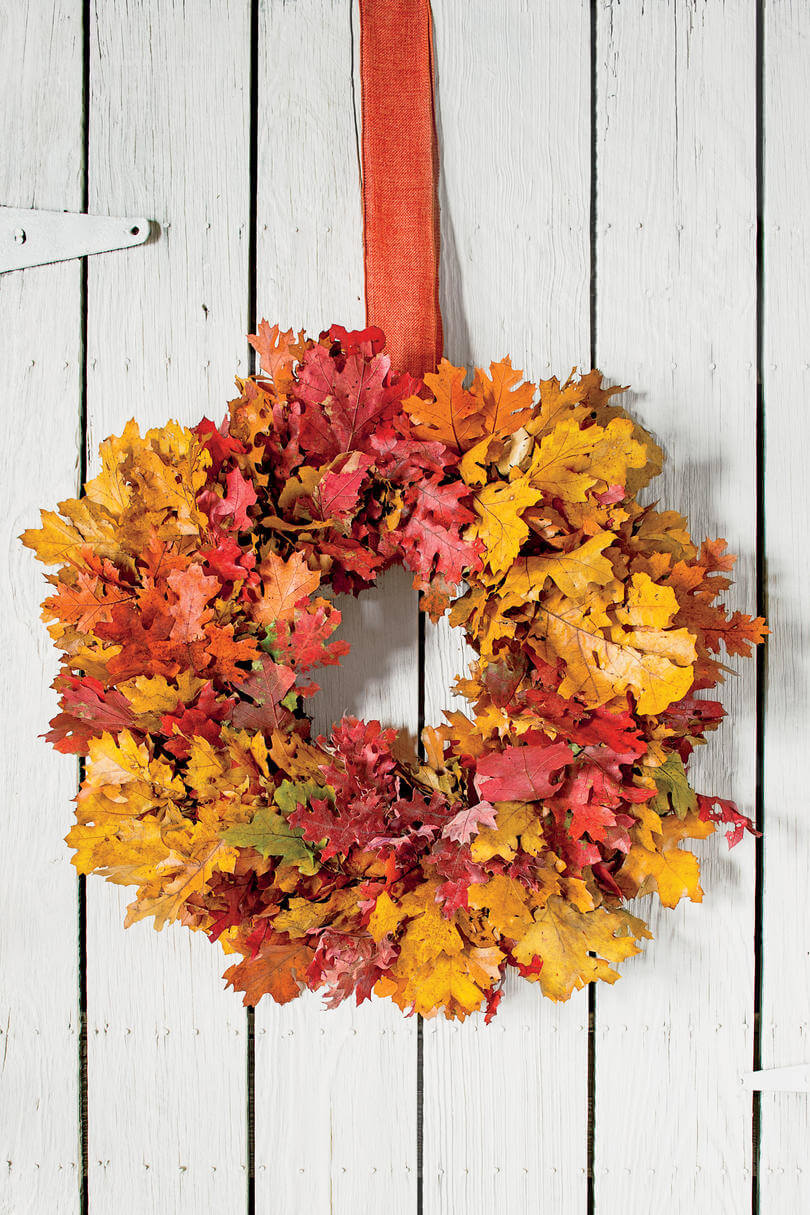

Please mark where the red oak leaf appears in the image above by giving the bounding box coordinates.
[442,801,498,844]
[328,324,385,357]
[474,741,573,802]
[208,466,258,530]
[193,416,246,475]
[167,564,220,642]
[697,793,759,849]
[161,681,233,758]
[428,837,487,916]
[306,928,397,1008]
[46,675,137,755]
[484,984,505,1024]
[229,656,296,731]
[296,346,402,459]
[200,535,256,583]
[307,452,375,520]
[275,605,350,675]
[290,794,383,862]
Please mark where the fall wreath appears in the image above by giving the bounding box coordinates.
[23,322,765,1020]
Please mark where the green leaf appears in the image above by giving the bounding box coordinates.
[259,623,281,658]
[273,778,334,818]
[221,804,318,874]
[649,753,697,820]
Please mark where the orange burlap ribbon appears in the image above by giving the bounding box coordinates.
[359,0,443,377]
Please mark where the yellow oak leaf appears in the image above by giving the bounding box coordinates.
[586,417,648,486]
[627,508,696,561]
[276,463,325,512]
[528,418,601,502]
[21,499,124,568]
[470,476,542,575]
[85,730,183,802]
[528,417,648,504]
[470,802,547,862]
[67,732,191,887]
[184,736,230,799]
[467,873,535,939]
[223,728,272,783]
[526,375,590,437]
[501,531,616,602]
[512,897,651,1001]
[368,890,406,942]
[267,730,330,782]
[630,801,664,850]
[449,585,518,661]
[124,424,211,536]
[407,948,502,1020]
[83,419,142,516]
[619,811,714,908]
[67,809,169,886]
[614,571,681,629]
[459,433,503,487]
[21,510,91,568]
[381,884,504,1020]
[125,807,239,931]
[561,876,597,913]
[274,890,359,938]
[120,671,204,716]
[536,586,696,715]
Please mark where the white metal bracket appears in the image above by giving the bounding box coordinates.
[742,1065,810,1092]
[0,206,151,273]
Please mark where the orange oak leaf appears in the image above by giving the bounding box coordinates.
[167,564,220,642]
[252,550,321,625]
[403,360,483,452]
[224,938,315,1006]
[470,357,536,439]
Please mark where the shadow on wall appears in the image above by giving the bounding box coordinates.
[309,566,419,745]
[434,54,472,370]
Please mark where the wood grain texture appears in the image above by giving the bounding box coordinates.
[759,2,810,1207]
[594,3,757,1212]
[423,4,592,1212]
[253,4,418,1212]
[85,2,251,1211]
[5,0,810,1209]
[0,4,84,1212]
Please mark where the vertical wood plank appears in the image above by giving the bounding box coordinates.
[253,3,418,1213]
[423,3,592,1212]
[760,2,810,1208]
[85,2,251,1211]
[0,3,83,1211]
[594,3,757,1212]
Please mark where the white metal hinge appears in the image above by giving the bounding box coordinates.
[0,206,151,273]
[742,1065,810,1092]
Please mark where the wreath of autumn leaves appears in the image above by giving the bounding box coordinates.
[23,322,766,1020]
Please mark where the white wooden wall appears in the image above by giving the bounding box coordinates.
[1,2,805,1212]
